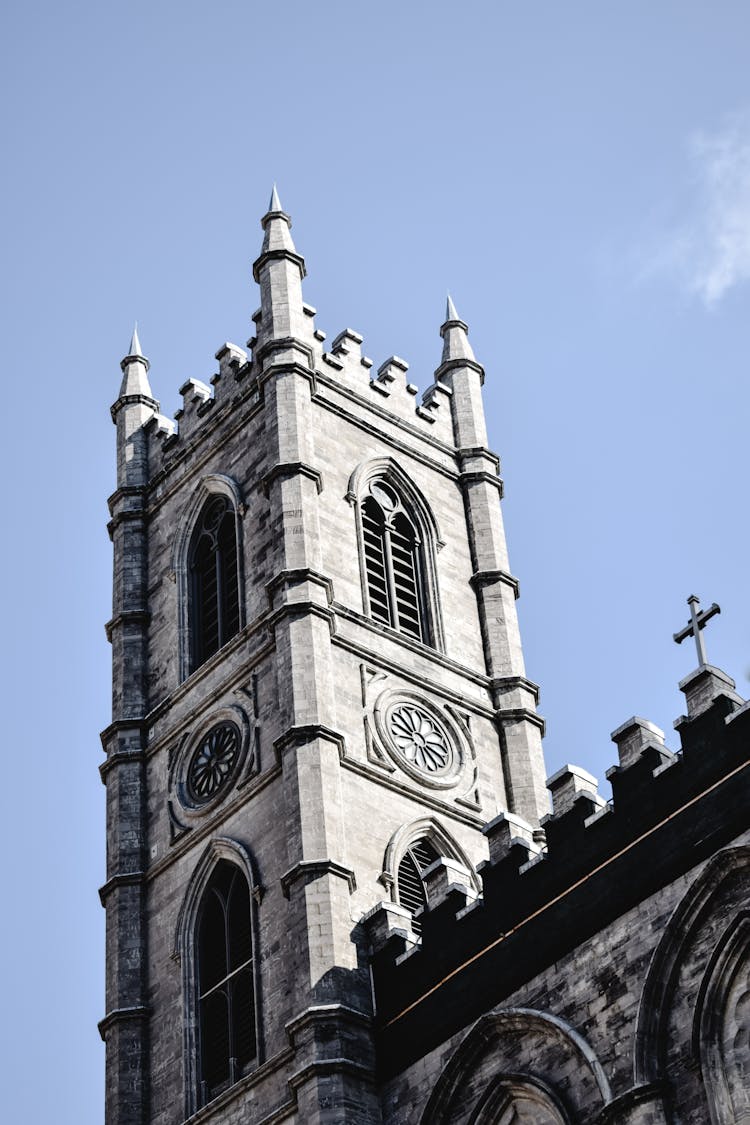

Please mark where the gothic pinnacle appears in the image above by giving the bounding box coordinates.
[129,322,144,359]
[118,323,155,401]
[253,186,306,282]
[445,294,459,323]
[440,293,476,365]
[269,183,283,213]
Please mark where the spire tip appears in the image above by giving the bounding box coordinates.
[445,294,459,323]
[128,323,143,358]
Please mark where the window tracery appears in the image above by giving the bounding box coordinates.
[188,495,240,671]
[362,480,426,642]
[196,861,256,1105]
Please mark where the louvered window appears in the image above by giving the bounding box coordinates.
[189,497,240,671]
[396,837,439,934]
[197,862,256,1105]
[362,481,427,642]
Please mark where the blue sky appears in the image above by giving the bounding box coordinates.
[1,3,748,1120]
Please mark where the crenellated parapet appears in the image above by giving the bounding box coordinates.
[366,671,749,1079]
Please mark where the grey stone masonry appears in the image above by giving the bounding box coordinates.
[102,196,550,1124]
[373,685,749,1124]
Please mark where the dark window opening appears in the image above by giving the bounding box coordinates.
[197,862,256,1105]
[362,484,428,643]
[396,837,440,934]
[189,497,240,671]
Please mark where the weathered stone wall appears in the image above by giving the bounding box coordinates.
[379,831,750,1124]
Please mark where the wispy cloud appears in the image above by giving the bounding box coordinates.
[643,112,750,306]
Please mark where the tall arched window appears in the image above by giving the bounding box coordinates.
[362,480,427,642]
[196,861,256,1105]
[396,836,440,934]
[189,496,240,671]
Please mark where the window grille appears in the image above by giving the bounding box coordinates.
[189,497,240,671]
[396,837,439,934]
[197,862,256,1104]
[362,482,427,642]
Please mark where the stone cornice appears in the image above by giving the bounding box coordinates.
[284,1003,373,1041]
[470,569,520,598]
[98,1005,150,1040]
[273,723,346,760]
[252,246,307,283]
[104,609,151,642]
[107,484,147,514]
[255,341,315,376]
[260,461,323,496]
[434,356,485,384]
[280,859,357,898]
[110,393,158,421]
[98,870,146,906]
[99,748,146,781]
[494,707,546,734]
[107,507,148,537]
[459,470,504,497]
[265,568,335,607]
[267,600,336,636]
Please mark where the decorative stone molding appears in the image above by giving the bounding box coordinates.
[373,688,462,789]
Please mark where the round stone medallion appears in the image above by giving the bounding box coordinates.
[389,705,452,774]
[187,721,240,803]
[374,692,461,787]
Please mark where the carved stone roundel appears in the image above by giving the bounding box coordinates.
[187,721,240,803]
[389,705,451,774]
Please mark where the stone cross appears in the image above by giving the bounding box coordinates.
[673,594,721,667]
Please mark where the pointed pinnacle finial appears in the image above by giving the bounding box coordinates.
[446,294,459,323]
[118,320,154,401]
[269,183,283,213]
[129,322,143,358]
[438,293,477,367]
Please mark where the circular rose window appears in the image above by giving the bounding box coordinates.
[389,705,451,773]
[187,721,240,803]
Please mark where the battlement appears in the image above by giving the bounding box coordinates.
[114,195,489,479]
[134,318,458,469]
[366,680,749,1079]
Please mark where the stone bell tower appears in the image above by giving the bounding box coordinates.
[100,191,549,1124]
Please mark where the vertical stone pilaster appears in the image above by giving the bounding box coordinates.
[255,195,378,1118]
[101,338,156,1125]
[436,306,549,829]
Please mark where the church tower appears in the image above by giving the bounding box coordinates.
[100,193,549,1123]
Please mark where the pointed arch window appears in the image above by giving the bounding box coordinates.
[189,496,240,671]
[196,861,256,1105]
[396,837,440,934]
[362,480,428,642]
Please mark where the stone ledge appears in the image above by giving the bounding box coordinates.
[280,859,357,898]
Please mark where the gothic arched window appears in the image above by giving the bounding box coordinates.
[196,861,256,1105]
[396,836,440,934]
[362,480,427,642]
[189,496,240,671]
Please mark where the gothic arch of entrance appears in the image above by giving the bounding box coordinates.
[470,1074,571,1124]
[420,1008,610,1125]
[635,846,750,1086]
[694,913,750,1124]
